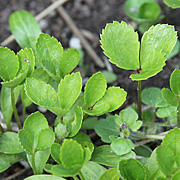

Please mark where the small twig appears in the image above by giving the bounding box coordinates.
[53,3,105,68]
[102,56,113,72]
[1,0,69,46]
[4,167,31,180]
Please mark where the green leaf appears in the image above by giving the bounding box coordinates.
[172,170,180,180]
[101,70,117,83]
[162,88,178,106]
[95,87,127,112]
[24,175,66,180]
[0,152,26,173]
[156,105,177,118]
[32,67,51,82]
[163,0,180,8]
[51,143,62,164]
[18,112,51,154]
[55,123,69,141]
[84,72,107,107]
[27,149,50,174]
[58,72,82,109]
[0,132,24,154]
[170,69,180,97]
[59,48,80,78]
[142,88,167,108]
[100,21,140,70]
[1,85,21,130]
[25,77,60,115]
[91,145,136,167]
[99,168,120,180]
[35,33,63,78]
[134,145,152,157]
[67,107,83,137]
[138,2,161,20]
[167,40,180,60]
[94,116,120,143]
[9,10,41,49]
[80,161,106,180]
[116,107,142,131]
[21,84,32,108]
[60,139,84,169]
[0,47,19,81]
[131,24,177,80]
[82,117,97,129]
[111,137,134,156]
[118,158,147,180]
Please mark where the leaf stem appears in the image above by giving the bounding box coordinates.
[151,107,156,128]
[22,104,26,122]
[32,151,37,175]
[177,98,180,128]
[11,88,22,129]
[137,80,142,120]
[73,176,79,180]
[79,171,85,180]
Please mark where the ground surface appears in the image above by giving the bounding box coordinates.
[0,0,180,179]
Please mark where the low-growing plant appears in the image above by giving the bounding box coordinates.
[0,9,180,180]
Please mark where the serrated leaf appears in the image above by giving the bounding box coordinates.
[84,72,107,107]
[163,0,180,8]
[60,139,84,169]
[51,143,62,164]
[25,78,60,115]
[9,10,41,49]
[167,40,180,60]
[99,168,120,180]
[94,116,120,143]
[0,132,24,154]
[67,106,83,137]
[58,72,82,109]
[1,85,21,130]
[24,175,66,180]
[170,69,180,97]
[162,88,178,106]
[36,129,55,150]
[91,145,136,167]
[0,152,26,173]
[35,33,63,78]
[0,47,19,81]
[95,87,127,112]
[27,149,50,174]
[21,84,32,108]
[59,48,80,78]
[18,112,50,154]
[80,161,106,180]
[142,87,167,108]
[100,21,140,70]
[111,137,134,156]
[119,158,147,180]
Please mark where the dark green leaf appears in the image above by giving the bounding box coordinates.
[51,143,62,164]
[82,117,97,129]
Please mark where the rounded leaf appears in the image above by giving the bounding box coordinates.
[170,69,180,97]
[162,88,178,106]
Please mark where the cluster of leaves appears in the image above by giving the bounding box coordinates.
[0,8,180,180]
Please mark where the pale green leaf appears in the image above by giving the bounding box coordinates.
[170,69,180,97]
[100,21,140,70]
[25,77,60,115]
[95,87,127,112]
[59,48,80,77]
[84,72,107,107]
[55,123,69,141]
[162,88,178,106]
[163,0,180,8]
[58,72,82,109]
[80,161,106,180]
[94,116,120,143]
[35,33,63,78]
[91,145,136,167]
[21,84,32,108]
[60,139,84,169]
[1,85,21,130]
[111,138,134,156]
[99,168,120,180]
[9,10,41,49]
[156,105,177,118]
[24,175,65,180]
[51,143,62,164]
[32,67,51,82]
[27,149,50,174]
[101,70,117,83]
[0,47,19,81]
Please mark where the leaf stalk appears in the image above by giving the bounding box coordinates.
[32,151,37,175]
[137,80,142,120]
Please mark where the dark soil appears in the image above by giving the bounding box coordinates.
[0,0,180,179]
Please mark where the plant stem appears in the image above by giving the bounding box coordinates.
[22,104,26,122]
[137,80,142,120]
[0,124,4,134]
[11,88,22,129]
[177,98,180,127]
[32,151,37,175]
[151,107,156,128]
[73,176,79,180]
[79,171,85,180]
